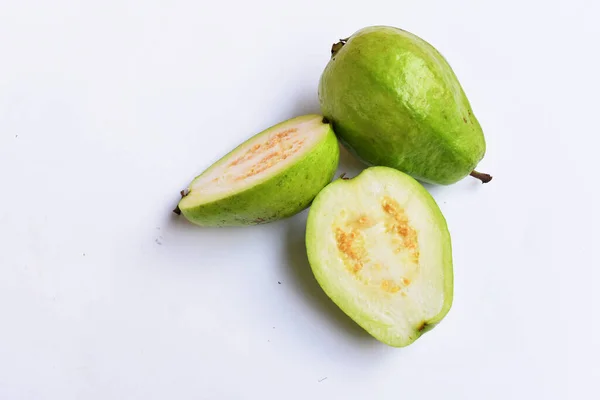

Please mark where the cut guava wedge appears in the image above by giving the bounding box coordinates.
[176,114,339,227]
[305,166,453,347]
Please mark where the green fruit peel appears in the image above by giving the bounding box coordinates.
[319,26,491,185]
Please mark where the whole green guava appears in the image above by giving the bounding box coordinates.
[319,26,491,185]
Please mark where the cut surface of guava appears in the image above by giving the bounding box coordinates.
[177,114,339,226]
[306,166,453,347]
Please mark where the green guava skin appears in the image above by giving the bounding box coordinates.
[178,115,340,227]
[318,26,486,185]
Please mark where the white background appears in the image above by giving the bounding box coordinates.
[1,0,598,399]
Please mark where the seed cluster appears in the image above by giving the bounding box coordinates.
[334,197,420,295]
[381,196,420,264]
[224,128,306,182]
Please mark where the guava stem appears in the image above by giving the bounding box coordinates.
[172,189,189,215]
[331,37,349,57]
[470,170,493,183]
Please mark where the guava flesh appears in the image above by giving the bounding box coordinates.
[305,166,453,347]
[178,115,339,226]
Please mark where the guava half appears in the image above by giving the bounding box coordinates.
[305,166,453,347]
[176,114,340,227]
